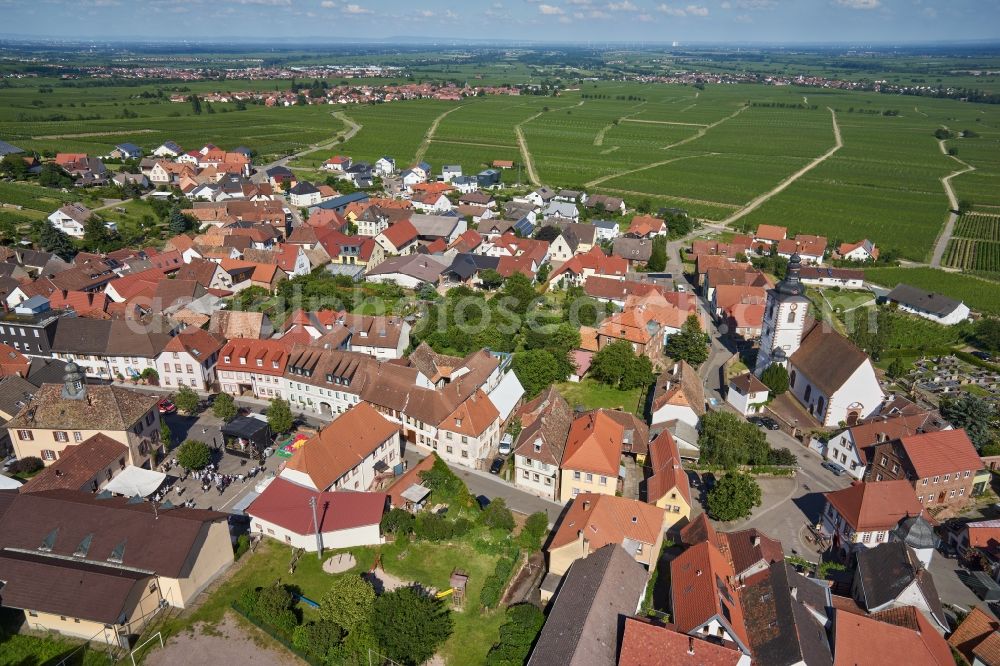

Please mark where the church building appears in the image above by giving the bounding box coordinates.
[754,253,884,427]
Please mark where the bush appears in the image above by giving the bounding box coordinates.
[244,584,299,636]
[480,497,515,531]
[767,447,798,466]
[707,472,762,522]
[480,556,518,609]
[173,385,200,414]
[486,603,546,666]
[452,517,473,537]
[519,511,549,551]
[760,364,789,395]
[380,508,415,535]
[373,587,453,666]
[415,513,454,541]
[10,456,43,475]
[292,621,345,664]
[234,534,251,560]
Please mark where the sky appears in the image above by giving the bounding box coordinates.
[1,0,998,44]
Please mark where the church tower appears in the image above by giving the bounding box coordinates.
[754,253,810,375]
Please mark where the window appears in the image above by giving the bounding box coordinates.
[174,364,182,373]
[545,477,552,485]
[891,464,899,474]
[461,450,468,458]
[880,455,888,466]
[875,473,882,481]
[574,471,581,480]
[42,449,56,461]
[862,532,871,543]
[965,471,971,478]
[918,496,923,503]
[933,476,940,484]
[54,431,68,443]
[960,488,965,496]
[585,473,593,483]
[944,474,950,482]
[789,370,796,388]
[73,431,82,442]
[804,385,812,402]
[876,532,885,542]
[950,489,956,498]
[600,476,607,485]
[522,470,529,478]
[446,446,453,454]
[787,308,795,323]
[922,478,928,486]
[17,430,33,441]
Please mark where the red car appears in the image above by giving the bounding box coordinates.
[158,398,177,414]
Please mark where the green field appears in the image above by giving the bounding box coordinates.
[864,266,1000,315]
[2,74,1000,262]
[943,213,1000,278]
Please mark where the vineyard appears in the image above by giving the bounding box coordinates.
[943,213,1000,277]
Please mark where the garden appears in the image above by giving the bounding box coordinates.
[141,456,548,666]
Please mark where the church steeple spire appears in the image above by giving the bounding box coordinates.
[61,361,86,400]
[776,252,804,296]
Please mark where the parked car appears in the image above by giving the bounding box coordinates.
[489,457,504,475]
[750,416,780,430]
[476,495,491,509]
[157,398,176,414]
[821,460,848,476]
[498,434,513,456]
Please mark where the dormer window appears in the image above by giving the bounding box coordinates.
[239,357,246,365]
[256,359,263,367]
[224,356,231,363]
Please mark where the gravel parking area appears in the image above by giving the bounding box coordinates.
[145,613,300,666]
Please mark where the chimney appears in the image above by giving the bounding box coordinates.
[583,500,591,511]
[696,569,703,577]
[687,637,695,655]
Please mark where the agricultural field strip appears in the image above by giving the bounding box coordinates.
[413,104,468,164]
[722,107,842,226]
[593,102,647,146]
[429,139,516,149]
[585,103,747,188]
[32,129,158,139]
[596,187,741,210]
[516,100,585,186]
[620,118,709,127]
[929,136,977,267]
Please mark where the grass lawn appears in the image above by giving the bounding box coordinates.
[152,536,508,666]
[555,378,644,415]
[0,633,109,666]
[379,538,507,666]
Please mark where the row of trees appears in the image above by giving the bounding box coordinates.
[241,576,452,666]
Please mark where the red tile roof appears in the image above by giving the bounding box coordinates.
[547,493,665,552]
[948,606,999,664]
[380,220,419,250]
[619,617,743,666]
[824,480,925,532]
[217,338,291,377]
[283,402,400,490]
[833,607,952,666]
[645,429,691,506]
[755,224,787,242]
[898,429,981,479]
[561,411,623,477]
[671,540,750,650]
[248,476,385,535]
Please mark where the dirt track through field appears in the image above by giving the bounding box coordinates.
[584,103,748,188]
[594,102,647,146]
[720,106,843,227]
[414,105,467,164]
[596,187,741,210]
[516,100,585,186]
[930,135,976,266]
[621,118,707,127]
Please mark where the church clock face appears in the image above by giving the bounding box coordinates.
[789,304,798,311]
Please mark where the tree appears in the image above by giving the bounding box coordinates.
[38,163,73,188]
[37,222,75,261]
[760,364,789,395]
[589,339,653,391]
[176,439,211,470]
[267,397,294,435]
[698,411,770,469]
[958,199,974,215]
[82,215,110,251]
[707,472,762,521]
[886,357,907,379]
[320,575,376,635]
[188,94,202,114]
[173,385,200,414]
[212,392,238,422]
[481,497,515,531]
[373,587,453,666]
[535,262,551,283]
[941,394,998,451]
[512,349,566,398]
[534,225,561,242]
[168,205,191,234]
[647,236,667,272]
[380,508,415,535]
[160,420,174,450]
[500,273,538,316]
[664,315,710,367]
[292,620,345,664]
[479,269,504,290]
[486,603,545,666]
[973,318,1000,352]
[0,153,29,179]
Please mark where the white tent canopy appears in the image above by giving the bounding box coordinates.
[0,475,22,490]
[103,466,166,497]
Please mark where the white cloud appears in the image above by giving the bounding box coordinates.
[607,0,637,10]
[589,8,610,16]
[320,0,336,6]
[835,0,879,8]
[538,3,564,13]
[638,12,654,21]
[566,0,591,4]
[418,8,434,16]
[343,2,371,12]
[657,3,708,16]
[558,14,571,21]
[226,0,292,5]
[726,0,777,8]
